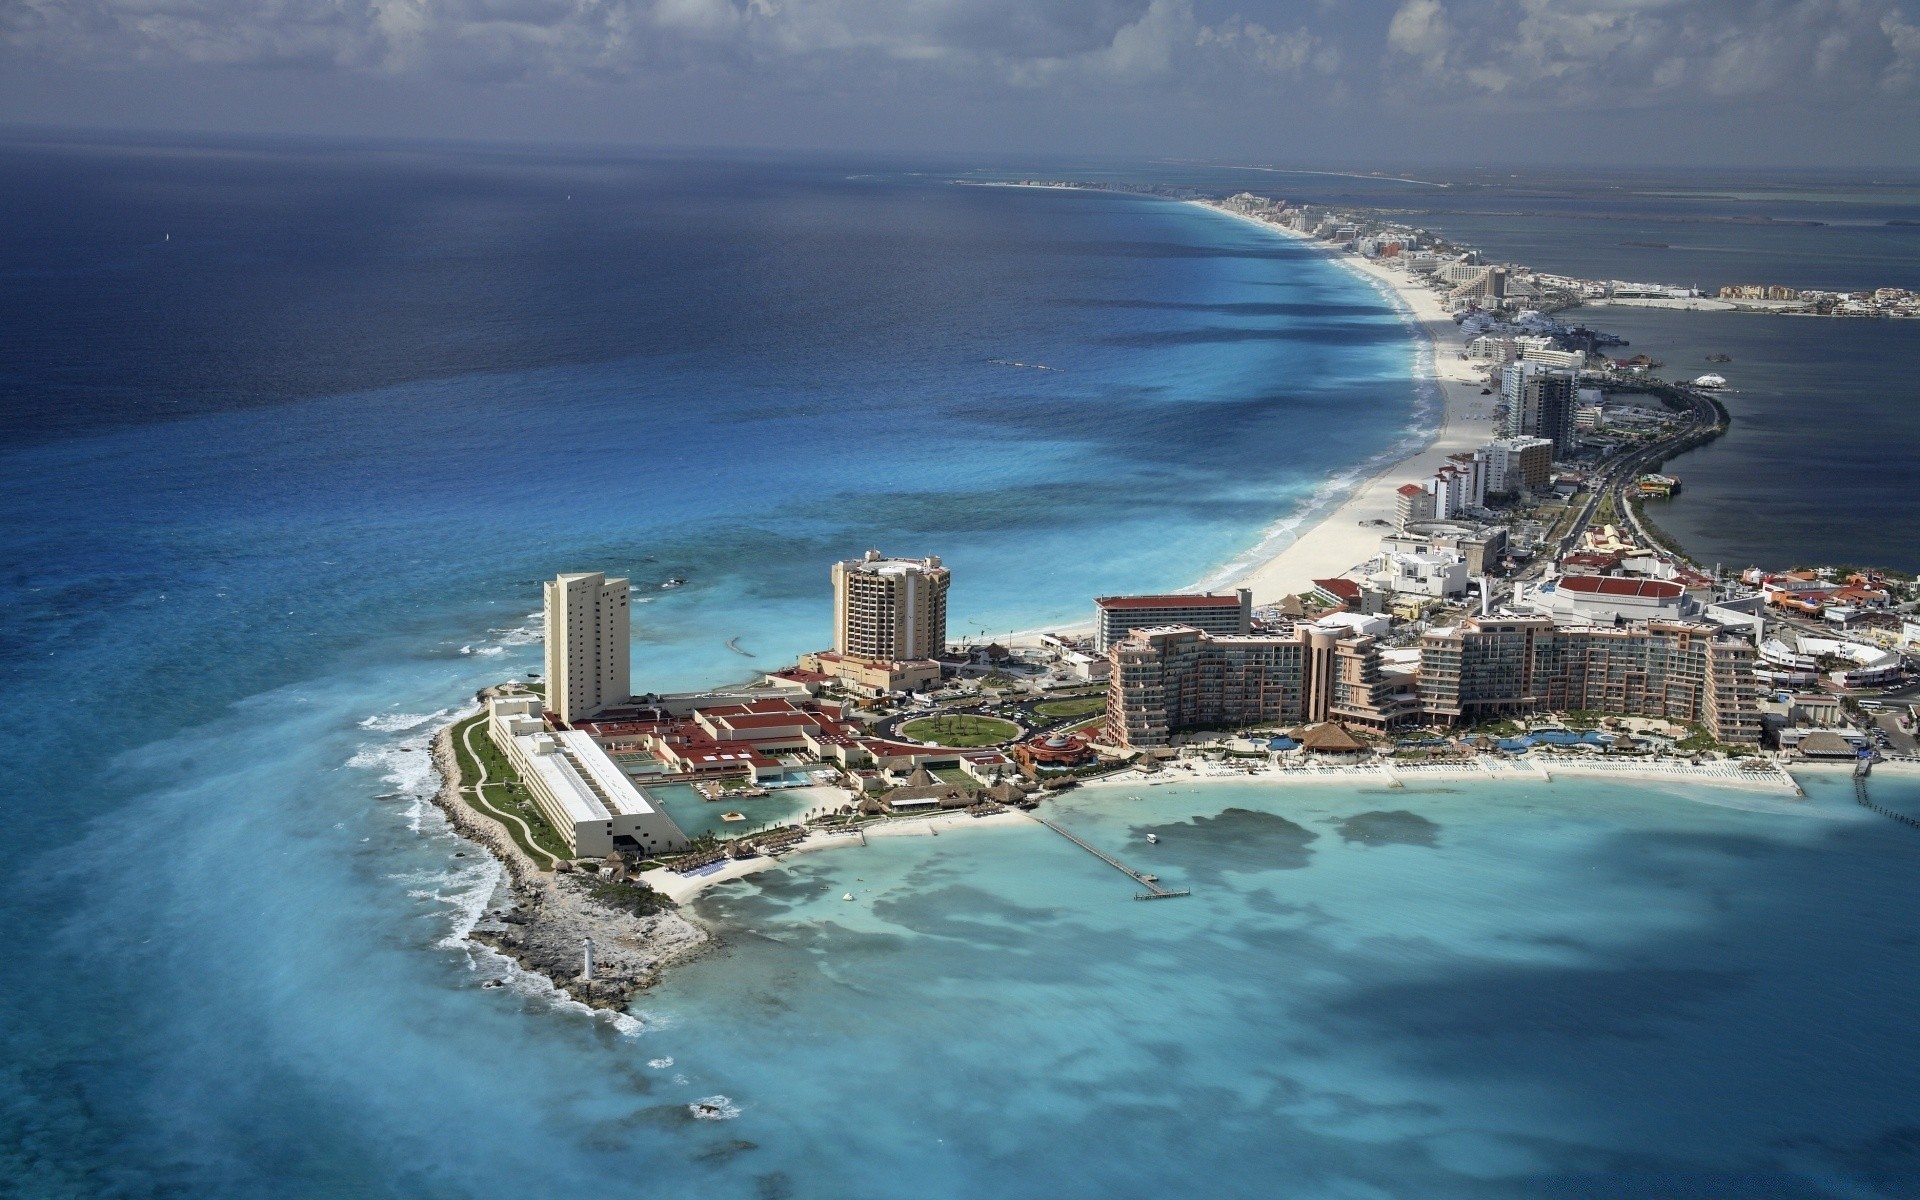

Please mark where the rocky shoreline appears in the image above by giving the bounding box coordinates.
[427,703,712,1011]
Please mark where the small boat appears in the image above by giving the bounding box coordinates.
[661,578,687,589]
[1142,874,1159,883]
[842,892,854,901]
[1145,833,1159,844]
[721,811,747,822]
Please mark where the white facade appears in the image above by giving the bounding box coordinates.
[1758,633,1903,689]
[1367,551,1468,599]
[488,696,689,858]
[544,572,631,725]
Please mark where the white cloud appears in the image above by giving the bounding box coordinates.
[6,0,1920,121]
[1382,0,1920,106]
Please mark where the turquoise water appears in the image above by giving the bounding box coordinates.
[7,138,1919,1197]
[0,139,1432,1195]
[633,769,1920,1196]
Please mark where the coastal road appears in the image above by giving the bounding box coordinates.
[1558,384,1722,563]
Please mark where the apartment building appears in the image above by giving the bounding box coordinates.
[1418,617,1760,743]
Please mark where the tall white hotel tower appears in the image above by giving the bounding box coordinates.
[543,571,630,725]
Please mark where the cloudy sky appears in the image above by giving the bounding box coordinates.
[5,0,1920,163]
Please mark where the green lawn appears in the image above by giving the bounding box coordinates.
[899,713,1022,747]
[1033,694,1107,720]
[451,714,574,867]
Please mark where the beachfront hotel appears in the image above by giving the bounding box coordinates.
[1418,617,1762,743]
[486,694,690,858]
[1501,362,1577,451]
[1093,590,1253,653]
[544,571,631,725]
[832,551,949,662]
[1106,620,1418,749]
[1107,612,1764,749]
[791,551,950,696]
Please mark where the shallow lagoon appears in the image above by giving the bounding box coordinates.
[618,768,1920,1198]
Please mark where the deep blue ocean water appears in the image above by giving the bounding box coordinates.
[5,136,1920,1198]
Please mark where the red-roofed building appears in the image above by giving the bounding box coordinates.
[1311,578,1362,609]
[1541,573,1685,623]
[1094,589,1251,652]
[1395,482,1436,527]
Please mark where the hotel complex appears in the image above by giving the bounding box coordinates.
[1093,590,1253,652]
[1418,617,1761,744]
[1106,617,1414,749]
[543,571,631,725]
[1106,606,1764,750]
[487,693,689,857]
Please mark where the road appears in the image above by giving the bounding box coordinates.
[1555,383,1724,565]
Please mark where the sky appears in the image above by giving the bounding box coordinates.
[4,0,1920,164]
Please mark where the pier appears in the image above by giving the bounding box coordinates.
[1036,817,1189,900]
[1854,757,1920,830]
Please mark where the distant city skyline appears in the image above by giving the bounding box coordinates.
[6,0,1920,164]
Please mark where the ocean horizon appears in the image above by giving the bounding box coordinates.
[5,135,1920,1198]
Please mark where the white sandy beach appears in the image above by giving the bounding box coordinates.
[642,809,1036,903]
[1188,202,1503,604]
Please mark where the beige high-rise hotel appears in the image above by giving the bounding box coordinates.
[831,551,949,663]
[543,571,630,725]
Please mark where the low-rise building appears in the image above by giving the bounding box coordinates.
[1366,551,1469,599]
[487,695,691,858]
[1530,575,1685,625]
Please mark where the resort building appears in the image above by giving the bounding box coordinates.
[1484,436,1555,494]
[1382,522,1508,576]
[1417,617,1761,743]
[832,550,949,662]
[1093,589,1253,653]
[1364,550,1469,600]
[1501,362,1576,451]
[487,695,689,858]
[795,650,942,696]
[1105,620,1419,749]
[544,571,631,726]
[1394,483,1435,528]
[1526,575,1686,625]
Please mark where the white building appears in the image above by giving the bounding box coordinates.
[1530,575,1684,625]
[1367,551,1468,599]
[1757,632,1904,689]
[487,696,689,858]
[544,571,631,726]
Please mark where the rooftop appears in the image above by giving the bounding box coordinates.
[1556,576,1684,599]
[1096,593,1247,610]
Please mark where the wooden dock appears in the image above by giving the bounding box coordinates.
[1035,817,1189,900]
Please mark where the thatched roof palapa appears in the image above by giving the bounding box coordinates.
[1290,722,1368,753]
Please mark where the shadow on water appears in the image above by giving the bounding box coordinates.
[1334,810,1441,848]
[1302,816,1920,1192]
[1131,807,1319,881]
